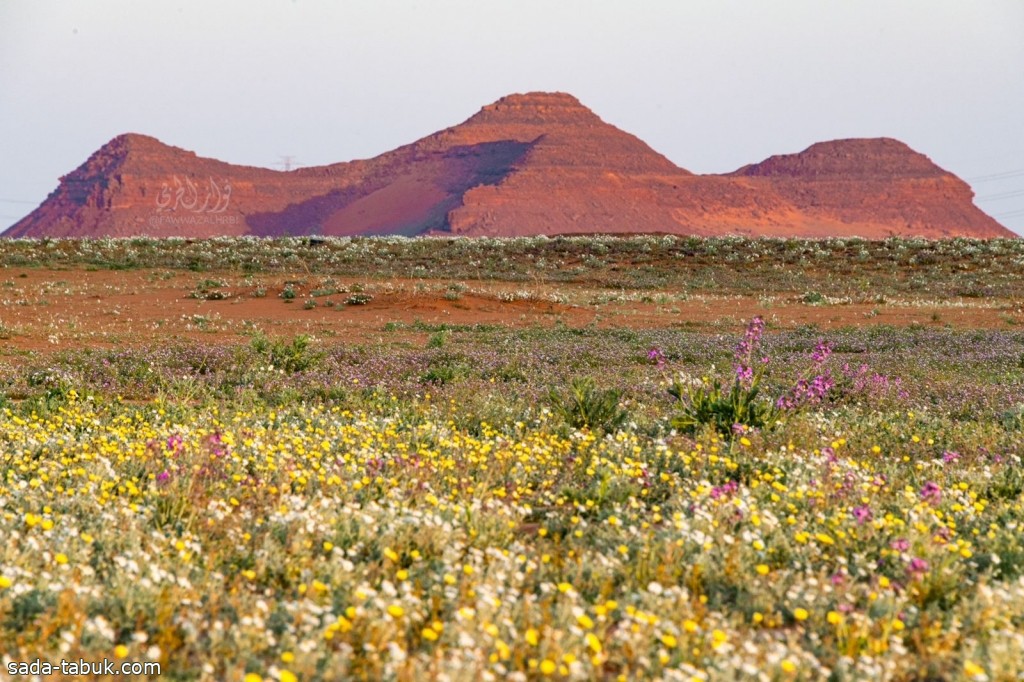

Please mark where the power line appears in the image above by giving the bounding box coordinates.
[968,168,1024,182]
[978,189,1024,201]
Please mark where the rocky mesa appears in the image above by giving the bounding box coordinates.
[4,92,1013,239]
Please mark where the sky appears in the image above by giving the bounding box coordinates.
[2,0,1023,234]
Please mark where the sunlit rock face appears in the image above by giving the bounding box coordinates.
[6,93,1012,239]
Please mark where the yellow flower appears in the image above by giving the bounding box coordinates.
[827,611,842,625]
[280,671,297,682]
[711,629,728,649]
[421,628,439,641]
[0,576,11,589]
[54,553,69,565]
[964,660,985,677]
[280,651,295,664]
[585,632,602,653]
[755,564,769,576]
[113,644,129,659]
[540,659,557,675]
[386,604,405,618]
[576,613,594,629]
[525,628,539,646]
[740,437,752,447]
[781,659,797,673]
[815,533,835,545]
[243,674,262,682]
[660,633,678,648]
[793,608,809,622]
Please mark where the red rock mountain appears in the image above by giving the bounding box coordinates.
[4,92,1012,239]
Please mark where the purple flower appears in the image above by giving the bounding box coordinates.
[647,347,666,369]
[733,317,765,386]
[890,538,910,552]
[919,481,942,505]
[942,450,960,463]
[810,341,832,364]
[852,506,872,524]
[776,372,834,410]
[735,365,753,383]
[709,480,739,500]
[156,470,171,485]
[734,316,765,361]
[907,557,930,578]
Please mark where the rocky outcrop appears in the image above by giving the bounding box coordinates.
[5,93,1013,239]
[726,138,1010,238]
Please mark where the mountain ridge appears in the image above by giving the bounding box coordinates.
[5,92,1013,239]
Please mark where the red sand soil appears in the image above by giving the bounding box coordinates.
[0,268,1016,357]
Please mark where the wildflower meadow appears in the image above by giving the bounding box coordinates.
[2,237,1024,680]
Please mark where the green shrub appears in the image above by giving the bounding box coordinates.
[548,377,628,432]
[427,330,449,349]
[669,375,776,436]
[250,333,321,373]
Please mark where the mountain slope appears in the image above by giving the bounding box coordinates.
[727,138,1010,238]
[4,93,1013,239]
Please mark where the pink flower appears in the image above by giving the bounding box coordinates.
[919,481,942,505]
[890,538,910,552]
[907,557,930,578]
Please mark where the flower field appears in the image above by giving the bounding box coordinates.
[2,238,1024,680]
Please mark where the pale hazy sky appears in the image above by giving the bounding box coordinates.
[2,0,1023,234]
